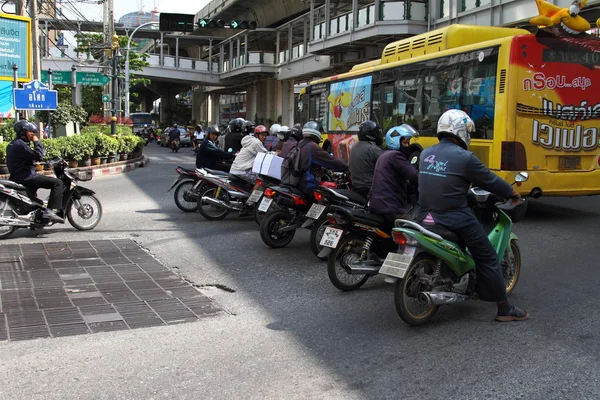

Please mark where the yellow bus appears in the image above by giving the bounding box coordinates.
[298,24,600,197]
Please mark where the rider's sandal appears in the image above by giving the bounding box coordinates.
[495,306,530,322]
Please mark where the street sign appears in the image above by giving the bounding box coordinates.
[77,72,110,86]
[0,14,32,82]
[13,80,58,110]
[40,71,110,86]
[159,13,195,33]
[41,70,70,85]
[198,19,208,28]
[102,94,110,103]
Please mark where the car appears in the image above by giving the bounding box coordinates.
[161,128,191,147]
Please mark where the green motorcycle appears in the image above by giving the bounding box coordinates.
[379,172,529,326]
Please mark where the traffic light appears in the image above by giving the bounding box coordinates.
[159,13,195,33]
[112,34,119,50]
[197,19,257,30]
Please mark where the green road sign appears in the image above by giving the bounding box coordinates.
[77,72,110,86]
[102,94,110,103]
[41,70,70,85]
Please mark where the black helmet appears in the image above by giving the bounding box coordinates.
[358,120,383,145]
[228,118,244,133]
[302,121,323,142]
[243,120,256,134]
[172,123,178,128]
[206,124,220,136]
[14,120,38,138]
[288,125,303,142]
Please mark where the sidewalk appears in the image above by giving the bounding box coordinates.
[0,155,150,180]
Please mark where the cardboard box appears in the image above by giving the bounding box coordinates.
[252,153,283,180]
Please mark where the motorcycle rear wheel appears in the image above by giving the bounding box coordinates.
[260,210,296,248]
[0,199,17,239]
[327,234,370,291]
[198,186,230,220]
[311,217,332,261]
[503,240,521,295]
[394,253,439,326]
[67,194,103,231]
[174,180,198,212]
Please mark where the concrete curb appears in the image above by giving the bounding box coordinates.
[0,155,150,180]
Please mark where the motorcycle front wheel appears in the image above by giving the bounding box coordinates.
[67,194,103,231]
[327,234,369,291]
[198,186,230,220]
[502,239,521,295]
[394,253,439,326]
[0,199,17,239]
[310,217,332,261]
[259,210,296,248]
[174,180,198,212]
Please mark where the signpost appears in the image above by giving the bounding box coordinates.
[102,94,110,103]
[41,70,110,86]
[13,80,58,110]
[0,14,31,82]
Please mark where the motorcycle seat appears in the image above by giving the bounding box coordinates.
[328,189,367,205]
[347,208,386,227]
[204,168,231,176]
[420,223,461,244]
[0,179,26,191]
[276,185,306,197]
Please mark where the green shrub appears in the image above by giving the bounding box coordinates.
[117,134,136,154]
[0,141,7,163]
[0,119,16,142]
[105,135,119,155]
[81,125,103,136]
[63,134,94,161]
[41,138,63,161]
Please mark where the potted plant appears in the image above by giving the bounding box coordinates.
[117,135,135,161]
[41,138,63,170]
[130,135,145,159]
[63,136,84,168]
[105,135,119,163]
[0,141,8,174]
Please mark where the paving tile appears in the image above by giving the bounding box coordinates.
[6,310,46,328]
[88,321,129,333]
[44,307,85,326]
[9,325,51,341]
[49,323,90,337]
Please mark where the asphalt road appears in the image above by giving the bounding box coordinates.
[1,143,599,399]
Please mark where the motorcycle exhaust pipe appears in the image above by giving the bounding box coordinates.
[0,216,29,227]
[201,197,244,211]
[418,292,471,306]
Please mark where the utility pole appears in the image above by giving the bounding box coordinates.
[15,0,26,16]
[30,0,41,80]
[103,0,115,118]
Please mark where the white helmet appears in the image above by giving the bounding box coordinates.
[277,125,289,140]
[436,109,475,150]
[269,123,281,136]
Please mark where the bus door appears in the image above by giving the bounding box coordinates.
[371,83,395,132]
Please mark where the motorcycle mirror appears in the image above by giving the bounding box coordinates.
[514,172,529,183]
[228,148,233,153]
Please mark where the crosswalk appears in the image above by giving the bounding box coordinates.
[149,154,196,163]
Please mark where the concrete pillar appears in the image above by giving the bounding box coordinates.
[159,86,177,124]
[275,79,283,123]
[246,85,257,122]
[192,90,209,124]
[210,94,220,126]
[281,80,294,127]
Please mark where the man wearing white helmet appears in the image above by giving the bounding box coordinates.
[264,123,281,151]
[417,109,528,323]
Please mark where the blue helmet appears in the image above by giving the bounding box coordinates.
[385,124,419,150]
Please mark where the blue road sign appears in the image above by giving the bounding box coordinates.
[13,80,58,110]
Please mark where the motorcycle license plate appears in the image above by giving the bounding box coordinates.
[258,197,273,213]
[306,203,326,220]
[247,189,263,204]
[379,246,417,279]
[319,227,344,248]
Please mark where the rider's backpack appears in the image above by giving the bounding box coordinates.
[281,141,309,187]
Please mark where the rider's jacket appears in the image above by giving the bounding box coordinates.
[196,138,235,169]
[417,138,513,228]
[348,141,383,194]
[369,150,418,216]
[6,138,44,182]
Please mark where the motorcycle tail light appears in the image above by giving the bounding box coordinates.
[293,195,307,206]
[256,178,263,187]
[314,191,323,202]
[264,188,275,198]
[321,181,337,189]
[392,231,407,246]
[326,213,336,225]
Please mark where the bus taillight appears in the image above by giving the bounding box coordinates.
[501,142,527,171]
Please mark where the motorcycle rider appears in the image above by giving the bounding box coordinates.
[192,125,204,150]
[168,123,181,151]
[230,125,270,185]
[243,120,256,135]
[224,118,245,153]
[264,123,281,151]
[417,109,528,322]
[349,120,384,198]
[369,125,419,227]
[6,120,64,223]
[271,125,290,154]
[196,125,235,172]
[281,121,348,197]
[278,124,303,157]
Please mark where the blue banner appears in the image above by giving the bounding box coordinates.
[0,79,14,117]
[327,76,372,132]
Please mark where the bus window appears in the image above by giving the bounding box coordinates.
[371,83,394,131]
[462,52,498,140]
[395,71,421,130]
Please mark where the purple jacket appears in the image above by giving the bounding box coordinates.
[369,150,418,215]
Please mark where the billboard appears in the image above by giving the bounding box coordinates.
[0,14,31,82]
[327,76,372,132]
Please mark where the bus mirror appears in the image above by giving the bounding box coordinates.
[515,172,529,183]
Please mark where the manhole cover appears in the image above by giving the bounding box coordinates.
[0,240,222,341]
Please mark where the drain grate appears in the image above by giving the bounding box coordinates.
[0,240,223,341]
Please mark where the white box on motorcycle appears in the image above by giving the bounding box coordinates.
[252,153,283,180]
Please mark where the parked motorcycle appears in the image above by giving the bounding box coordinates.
[0,158,102,239]
[167,166,204,212]
[378,172,529,326]
[196,168,255,220]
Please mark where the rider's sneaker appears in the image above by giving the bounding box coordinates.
[43,209,65,224]
[495,305,530,322]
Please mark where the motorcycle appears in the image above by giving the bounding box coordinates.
[170,138,180,153]
[196,168,255,220]
[167,166,205,212]
[0,158,103,239]
[258,171,350,249]
[378,172,529,326]
[249,174,282,226]
[308,186,368,261]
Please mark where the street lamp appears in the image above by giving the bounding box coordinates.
[125,21,159,118]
